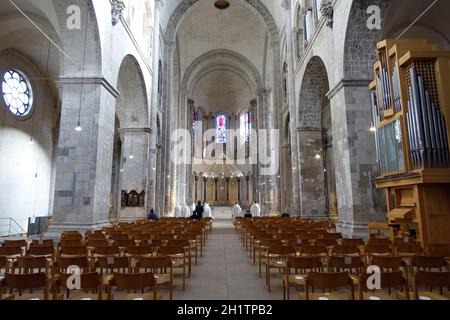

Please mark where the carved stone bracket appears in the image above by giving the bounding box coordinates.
[111,0,125,26]
[320,0,334,28]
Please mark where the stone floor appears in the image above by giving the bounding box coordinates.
[173,222,284,300]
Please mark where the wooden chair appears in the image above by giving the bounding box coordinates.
[94,256,131,276]
[54,272,103,300]
[413,271,450,300]
[158,245,186,290]
[2,240,28,256]
[136,257,173,300]
[12,256,51,278]
[30,239,54,247]
[340,238,364,247]
[27,246,55,261]
[283,256,322,300]
[0,256,10,277]
[364,245,392,265]
[266,245,295,292]
[395,244,422,257]
[54,256,91,275]
[0,273,50,300]
[106,272,161,300]
[304,272,355,300]
[331,245,361,258]
[92,246,120,258]
[59,240,84,248]
[371,256,405,272]
[0,246,23,259]
[411,256,448,273]
[58,246,87,258]
[359,271,409,300]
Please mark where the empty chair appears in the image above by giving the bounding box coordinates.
[58,246,87,258]
[411,256,447,272]
[86,239,109,248]
[331,245,361,257]
[359,271,409,300]
[0,273,50,300]
[367,237,390,247]
[2,240,28,255]
[371,256,405,272]
[106,272,161,300]
[265,245,295,291]
[12,256,51,277]
[327,256,364,275]
[413,271,450,300]
[0,246,23,259]
[284,256,322,300]
[125,246,153,259]
[136,257,173,300]
[158,246,186,290]
[92,246,120,258]
[304,272,355,300]
[341,238,364,247]
[54,256,91,274]
[30,239,54,247]
[0,256,10,277]
[94,256,131,276]
[395,244,422,257]
[59,239,84,248]
[54,272,103,300]
[28,246,55,260]
[364,245,392,264]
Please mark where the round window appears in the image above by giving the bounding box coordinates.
[2,69,34,117]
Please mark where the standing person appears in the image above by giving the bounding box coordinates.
[204,202,212,218]
[174,203,182,218]
[250,201,261,217]
[183,203,191,218]
[231,202,241,219]
[147,209,158,221]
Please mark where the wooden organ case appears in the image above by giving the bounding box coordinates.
[369,39,450,256]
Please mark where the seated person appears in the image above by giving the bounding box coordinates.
[147,209,158,221]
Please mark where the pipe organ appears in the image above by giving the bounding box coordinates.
[370,39,450,256]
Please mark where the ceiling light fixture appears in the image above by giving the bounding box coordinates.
[215,0,230,10]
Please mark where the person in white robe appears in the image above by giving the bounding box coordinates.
[183,203,191,218]
[174,203,182,218]
[203,202,212,218]
[231,202,242,219]
[250,201,261,217]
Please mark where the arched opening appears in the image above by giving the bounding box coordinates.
[114,55,149,222]
[298,56,331,218]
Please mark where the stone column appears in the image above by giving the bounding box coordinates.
[282,0,301,215]
[327,80,386,237]
[47,79,118,236]
[147,0,163,212]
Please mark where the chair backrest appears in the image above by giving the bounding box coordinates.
[31,239,54,247]
[367,238,390,246]
[365,244,391,255]
[58,272,102,291]
[2,272,48,290]
[287,256,322,271]
[166,240,189,247]
[137,256,172,270]
[2,240,28,248]
[328,256,364,272]
[414,271,450,298]
[268,245,295,256]
[115,239,136,247]
[126,246,152,256]
[58,246,87,256]
[87,239,109,247]
[412,256,447,271]
[341,238,364,247]
[371,256,404,271]
[360,271,405,290]
[59,240,84,247]
[332,245,360,256]
[0,246,22,257]
[95,257,130,273]
[111,272,156,289]
[14,256,48,271]
[315,239,337,247]
[158,245,185,255]
[93,246,120,256]
[56,256,90,272]
[322,233,342,240]
[61,233,83,241]
[396,244,422,255]
[109,234,129,241]
[306,272,353,289]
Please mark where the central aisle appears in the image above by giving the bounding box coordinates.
[174,222,280,300]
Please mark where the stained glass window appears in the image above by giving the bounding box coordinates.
[192,112,199,133]
[216,113,227,144]
[2,70,33,117]
[245,112,252,142]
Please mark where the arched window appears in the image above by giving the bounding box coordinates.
[2,69,33,117]
[192,112,199,133]
[245,112,252,142]
[215,113,228,144]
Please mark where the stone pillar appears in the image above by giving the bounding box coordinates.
[282,0,301,215]
[327,80,386,237]
[147,0,163,212]
[47,79,118,236]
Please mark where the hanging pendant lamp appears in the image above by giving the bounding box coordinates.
[215,0,230,10]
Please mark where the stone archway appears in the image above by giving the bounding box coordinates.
[297,56,330,218]
[115,55,150,222]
